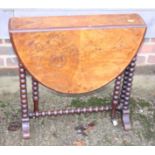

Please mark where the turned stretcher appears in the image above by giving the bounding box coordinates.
[9,14,146,138]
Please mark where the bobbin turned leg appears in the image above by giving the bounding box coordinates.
[120,56,136,130]
[111,75,122,126]
[32,78,39,112]
[19,63,30,138]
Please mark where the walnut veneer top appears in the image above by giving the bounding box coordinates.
[9,14,146,94]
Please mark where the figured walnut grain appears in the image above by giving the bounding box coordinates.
[9,14,146,94]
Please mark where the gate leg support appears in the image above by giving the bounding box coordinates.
[32,78,39,112]
[120,56,136,130]
[19,63,30,138]
[111,75,122,126]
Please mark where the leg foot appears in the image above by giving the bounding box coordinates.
[122,110,131,130]
[22,118,30,139]
[112,118,118,126]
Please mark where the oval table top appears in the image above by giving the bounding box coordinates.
[9,14,146,94]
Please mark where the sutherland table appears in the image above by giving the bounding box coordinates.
[9,14,146,139]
